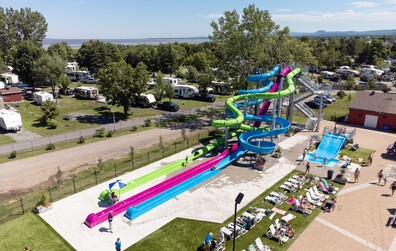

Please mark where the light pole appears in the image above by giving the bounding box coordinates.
[112,111,116,131]
[233,192,244,251]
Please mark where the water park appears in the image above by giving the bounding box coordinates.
[36,65,396,251]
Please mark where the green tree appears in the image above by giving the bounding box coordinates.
[58,75,71,94]
[33,54,67,95]
[187,65,199,82]
[345,75,355,90]
[47,42,74,61]
[153,71,166,101]
[367,76,376,89]
[76,40,122,74]
[197,70,215,93]
[40,100,60,126]
[163,82,174,100]
[0,7,48,52]
[157,43,180,74]
[12,41,45,87]
[99,61,149,118]
[184,52,210,72]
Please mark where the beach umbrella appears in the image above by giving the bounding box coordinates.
[109,179,127,199]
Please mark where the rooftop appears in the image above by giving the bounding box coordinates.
[349,91,396,115]
[0,87,22,95]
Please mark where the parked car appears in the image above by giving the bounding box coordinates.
[156,101,179,112]
[305,100,327,109]
[59,88,73,96]
[314,95,333,104]
[81,76,97,84]
[193,93,216,102]
[324,95,336,103]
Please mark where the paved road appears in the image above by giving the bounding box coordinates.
[0,102,225,155]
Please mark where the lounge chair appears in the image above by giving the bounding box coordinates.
[292,199,311,217]
[322,199,336,212]
[265,195,280,205]
[228,222,247,238]
[275,218,286,232]
[292,175,307,183]
[298,195,315,210]
[266,224,288,244]
[322,179,339,191]
[280,184,297,193]
[313,186,329,199]
[306,192,322,207]
[309,187,325,201]
[255,237,271,251]
[220,226,233,240]
[253,212,265,223]
[284,181,297,188]
[319,182,336,195]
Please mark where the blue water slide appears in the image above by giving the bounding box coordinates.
[216,148,248,170]
[238,66,281,95]
[313,133,347,160]
[125,167,221,220]
[238,115,291,154]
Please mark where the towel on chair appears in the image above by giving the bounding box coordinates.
[286,198,296,205]
[281,213,296,222]
[271,207,286,215]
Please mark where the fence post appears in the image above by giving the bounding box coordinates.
[72,177,76,193]
[187,138,189,147]
[198,133,200,141]
[48,186,52,202]
[20,197,24,215]
[114,163,117,177]
[161,147,163,158]
[174,141,176,153]
[94,170,98,185]
[31,141,34,152]
[147,150,150,163]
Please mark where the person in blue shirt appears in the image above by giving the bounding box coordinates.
[204,233,213,250]
[115,238,121,251]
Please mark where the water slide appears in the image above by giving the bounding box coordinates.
[98,130,242,201]
[311,132,347,161]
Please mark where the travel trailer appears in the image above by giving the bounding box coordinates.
[320,71,335,79]
[67,71,91,82]
[0,73,19,84]
[211,81,232,95]
[74,86,99,100]
[172,84,199,99]
[359,66,384,81]
[33,92,54,105]
[0,110,22,131]
[163,77,180,86]
[67,62,78,72]
[134,94,156,108]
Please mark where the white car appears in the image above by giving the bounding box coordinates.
[81,76,97,83]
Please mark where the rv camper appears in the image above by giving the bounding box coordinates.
[0,73,19,84]
[134,94,156,108]
[163,77,180,86]
[74,86,99,100]
[0,110,22,131]
[33,92,54,105]
[211,81,232,95]
[172,84,199,99]
[67,71,91,82]
[359,66,384,81]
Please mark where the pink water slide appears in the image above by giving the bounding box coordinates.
[84,143,238,228]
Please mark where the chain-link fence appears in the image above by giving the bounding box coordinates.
[0,128,224,225]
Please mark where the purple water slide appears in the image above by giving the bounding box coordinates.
[252,67,291,128]
[85,143,239,228]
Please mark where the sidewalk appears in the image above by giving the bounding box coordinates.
[0,102,225,155]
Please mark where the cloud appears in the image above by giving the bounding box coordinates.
[276,9,291,12]
[199,14,224,19]
[349,1,377,8]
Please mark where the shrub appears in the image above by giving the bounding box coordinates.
[382,86,392,93]
[48,119,59,129]
[9,150,16,158]
[131,126,137,131]
[78,136,85,144]
[37,194,47,207]
[144,118,152,127]
[318,76,323,83]
[94,128,106,137]
[337,91,346,99]
[107,130,114,137]
[46,143,55,150]
[56,166,63,186]
[182,128,187,142]
[348,94,352,101]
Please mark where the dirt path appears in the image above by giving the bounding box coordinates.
[0,115,221,197]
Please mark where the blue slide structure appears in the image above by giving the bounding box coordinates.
[313,133,347,161]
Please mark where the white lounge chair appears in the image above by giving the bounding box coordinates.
[288,178,299,184]
[255,237,271,251]
[309,187,325,202]
[292,199,311,217]
[313,186,329,200]
[265,195,280,205]
[280,184,297,193]
[220,226,233,240]
[306,192,322,207]
[266,224,288,244]
[298,195,315,210]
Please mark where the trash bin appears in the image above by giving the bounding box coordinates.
[327,170,334,180]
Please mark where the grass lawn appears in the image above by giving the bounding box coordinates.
[339,146,375,164]
[170,99,219,109]
[129,170,344,251]
[0,213,73,251]
[16,97,160,136]
[0,134,16,145]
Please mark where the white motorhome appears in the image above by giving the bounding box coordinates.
[0,73,19,84]
[67,62,78,72]
[320,71,335,79]
[74,86,99,100]
[212,81,232,95]
[33,92,54,105]
[359,67,384,80]
[134,94,156,108]
[67,71,91,82]
[0,110,22,131]
[163,77,180,86]
[172,84,199,99]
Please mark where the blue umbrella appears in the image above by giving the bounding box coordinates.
[109,179,127,199]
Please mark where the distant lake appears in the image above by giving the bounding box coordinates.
[43,37,210,48]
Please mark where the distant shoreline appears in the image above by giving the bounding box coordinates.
[43,37,210,48]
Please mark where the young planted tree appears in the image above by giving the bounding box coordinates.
[40,100,60,127]
[99,61,149,118]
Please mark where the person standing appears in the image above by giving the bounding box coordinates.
[378,170,384,185]
[390,181,396,197]
[108,211,113,233]
[305,162,310,175]
[309,139,313,149]
[115,237,121,251]
[322,157,327,167]
[218,230,225,248]
[353,168,360,183]
[204,233,213,250]
[300,149,307,165]
[334,125,337,133]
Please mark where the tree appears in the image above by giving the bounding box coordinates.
[40,100,60,126]
[197,70,215,93]
[210,4,290,90]
[76,40,122,74]
[33,54,67,95]
[153,71,166,101]
[47,42,74,61]
[99,61,149,118]
[187,65,199,82]
[163,82,174,101]
[367,76,376,89]
[157,43,180,74]
[58,75,71,94]
[345,75,355,90]
[0,7,48,53]
[184,52,210,72]
[12,41,45,86]
[125,52,138,68]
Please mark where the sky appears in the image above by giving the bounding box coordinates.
[1,0,396,39]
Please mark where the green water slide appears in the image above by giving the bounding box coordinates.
[212,68,301,130]
[99,130,242,201]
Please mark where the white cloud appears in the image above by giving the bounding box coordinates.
[349,1,377,8]
[276,9,291,12]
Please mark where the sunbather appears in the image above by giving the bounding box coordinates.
[285,222,295,238]
[110,192,119,203]
[300,196,314,209]
[274,229,282,244]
